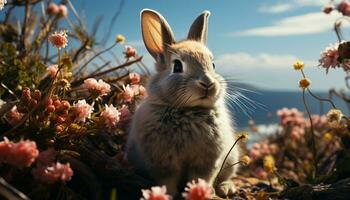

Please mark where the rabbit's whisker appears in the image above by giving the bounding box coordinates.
[236,92,266,110]
[223,81,266,111]
[232,96,254,117]
[222,86,260,118]
[224,92,252,118]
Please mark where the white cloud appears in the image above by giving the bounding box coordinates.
[259,0,328,13]
[214,52,345,91]
[259,3,294,14]
[295,0,328,6]
[233,11,341,37]
[215,52,316,71]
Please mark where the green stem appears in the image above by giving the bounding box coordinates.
[307,88,337,109]
[214,135,246,186]
[302,89,318,178]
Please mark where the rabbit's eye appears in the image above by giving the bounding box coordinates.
[173,59,183,73]
[212,63,216,69]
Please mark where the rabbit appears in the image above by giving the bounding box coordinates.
[126,9,239,197]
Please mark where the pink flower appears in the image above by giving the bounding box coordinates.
[5,106,24,126]
[47,64,58,77]
[124,45,137,58]
[277,107,305,127]
[277,107,306,140]
[73,100,94,122]
[49,30,68,49]
[139,85,147,98]
[183,178,213,200]
[0,138,39,168]
[58,4,68,17]
[118,105,130,122]
[83,78,98,90]
[131,84,147,99]
[83,78,111,97]
[323,5,334,14]
[141,186,171,200]
[319,43,340,72]
[252,143,261,150]
[0,137,13,163]
[261,143,271,155]
[32,162,73,183]
[122,85,134,102]
[37,148,57,166]
[100,104,121,128]
[249,141,280,160]
[255,168,268,179]
[10,140,39,168]
[46,3,59,15]
[129,72,141,84]
[338,1,350,16]
[249,149,261,160]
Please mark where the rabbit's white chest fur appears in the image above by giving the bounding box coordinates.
[127,98,238,194]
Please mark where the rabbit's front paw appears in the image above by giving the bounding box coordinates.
[215,180,236,197]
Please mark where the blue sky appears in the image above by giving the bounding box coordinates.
[4,0,348,91]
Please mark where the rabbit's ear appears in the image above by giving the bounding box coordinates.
[141,9,175,59]
[187,11,210,44]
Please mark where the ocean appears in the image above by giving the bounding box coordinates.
[231,90,349,130]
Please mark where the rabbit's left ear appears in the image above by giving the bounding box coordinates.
[187,11,210,44]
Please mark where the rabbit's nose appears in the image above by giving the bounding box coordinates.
[199,81,214,89]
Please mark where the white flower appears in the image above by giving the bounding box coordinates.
[0,0,7,10]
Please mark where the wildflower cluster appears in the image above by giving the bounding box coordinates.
[322,0,350,16]
[83,78,111,98]
[277,107,306,140]
[250,142,278,160]
[141,178,213,200]
[0,1,147,198]
[121,73,147,103]
[0,138,39,168]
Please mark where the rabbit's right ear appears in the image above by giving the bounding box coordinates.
[141,9,175,60]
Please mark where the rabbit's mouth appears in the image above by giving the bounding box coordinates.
[196,89,219,102]
[199,93,216,101]
[198,86,217,100]
[190,94,218,108]
[200,88,209,99]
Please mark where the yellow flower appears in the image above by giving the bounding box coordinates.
[299,78,311,89]
[240,155,251,166]
[263,155,275,173]
[237,131,249,141]
[323,132,333,142]
[293,60,304,70]
[326,109,343,128]
[116,34,125,43]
